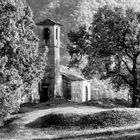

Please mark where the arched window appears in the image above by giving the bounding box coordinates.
[43,28,50,44]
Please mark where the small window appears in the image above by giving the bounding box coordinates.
[56,28,58,40]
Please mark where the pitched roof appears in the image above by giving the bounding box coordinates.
[60,65,85,81]
[36,18,62,26]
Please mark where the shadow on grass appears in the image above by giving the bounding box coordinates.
[25,109,140,140]
[0,116,20,134]
[4,116,19,126]
[26,109,138,130]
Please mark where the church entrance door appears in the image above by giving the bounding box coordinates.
[40,84,49,102]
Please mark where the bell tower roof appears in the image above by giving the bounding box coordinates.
[36,18,62,26]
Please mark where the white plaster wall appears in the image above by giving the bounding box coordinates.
[81,80,91,102]
[71,80,91,102]
[71,81,83,102]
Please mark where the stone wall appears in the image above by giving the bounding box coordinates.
[62,75,71,100]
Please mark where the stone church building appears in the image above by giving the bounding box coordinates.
[34,19,91,103]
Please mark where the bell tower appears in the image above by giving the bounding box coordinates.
[36,19,62,102]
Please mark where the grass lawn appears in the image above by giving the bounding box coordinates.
[0,99,140,140]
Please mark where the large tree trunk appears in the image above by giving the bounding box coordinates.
[131,57,139,107]
[131,91,137,107]
[131,72,139,107]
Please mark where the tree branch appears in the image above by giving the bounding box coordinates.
[117,73,132,87]
[116,33,128,49]
[135,51,140,59]
[124,49,133,60]
[105,64,133,87]
[122,59,133,74]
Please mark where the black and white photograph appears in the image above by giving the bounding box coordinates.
[0,0,140,139]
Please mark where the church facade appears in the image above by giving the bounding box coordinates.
[35,19,91,103]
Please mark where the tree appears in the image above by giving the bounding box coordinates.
[67,6,140,107]
[0,0,47,122]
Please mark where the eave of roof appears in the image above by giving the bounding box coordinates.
[36,18,62,26]
[61,73,84,81]
[60,65,85,81]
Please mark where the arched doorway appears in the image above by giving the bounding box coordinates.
[40,83,49,102]
[86,86,88,101]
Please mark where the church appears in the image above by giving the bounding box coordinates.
[28,19,91,103]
